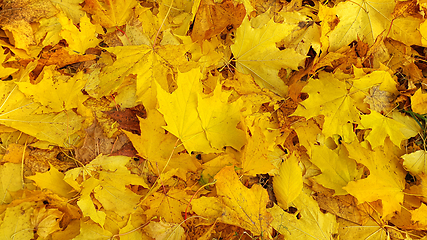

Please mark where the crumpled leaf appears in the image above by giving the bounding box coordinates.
[231,16,306,96]
[191,0,245,42]
[214,166,273,237]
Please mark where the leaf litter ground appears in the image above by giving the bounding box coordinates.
[2,0,427,239]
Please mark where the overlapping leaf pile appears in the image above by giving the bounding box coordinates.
[2,0,427,239]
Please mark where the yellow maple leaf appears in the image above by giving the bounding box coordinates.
[157,68,211,152]
[338,218,388,239]
[0,202,36,239]
[100,43,192,109]
[74,155,148,221]
[191,196,223,219]
[0,163,23,204]
[34,17,63,49]
[241,116,276,175]
[214,166,273,237]
[58,13,101,54]
[51,0,85,24]
[292,72,360,139]
[411,88,427,114]
[144,220,185,240]
[328,0,395,51]
[197,84,246,150]
[269,189,338,239]
[83,0,138,28]
[27,164,76,199]
[31,206,63,238]
[273,152,303,209]
[143,188,191,223]
[0,79,83,146]
[360,110,411,149]
[402,150,427,175]
[73,220,113,239]
[343,140,406,218]
[231,16,306,96]
[158,69,245,153]
[124,110,200,179]
[310,145,363,195]
[201,154,238,183]
[17,66,88,112]
[292,119,322,154]
[77,177,106,226]
[411,203,427,226]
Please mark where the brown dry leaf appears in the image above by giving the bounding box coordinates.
[191,0,246,43]
[75,120,129,163]
[104,104,146,135]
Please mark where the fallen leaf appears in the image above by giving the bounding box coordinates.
[310,144,363,195]
[402,150,427,175]
[144,220,185,240]
[231,16,306,96]
[269,189,338,239]
[31,205,63,238]
[191,0,245,42]
[343,140,406,218]
[215,166,273,237]
[292,72,360,140]
[27,164,76,198]
[58,13,101,54]
[328,0,395,51]
[0,163,23,204]
[0,202,36,239]
[83,0,138,28]
[359,110,410,149]
[273,152,303,208]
